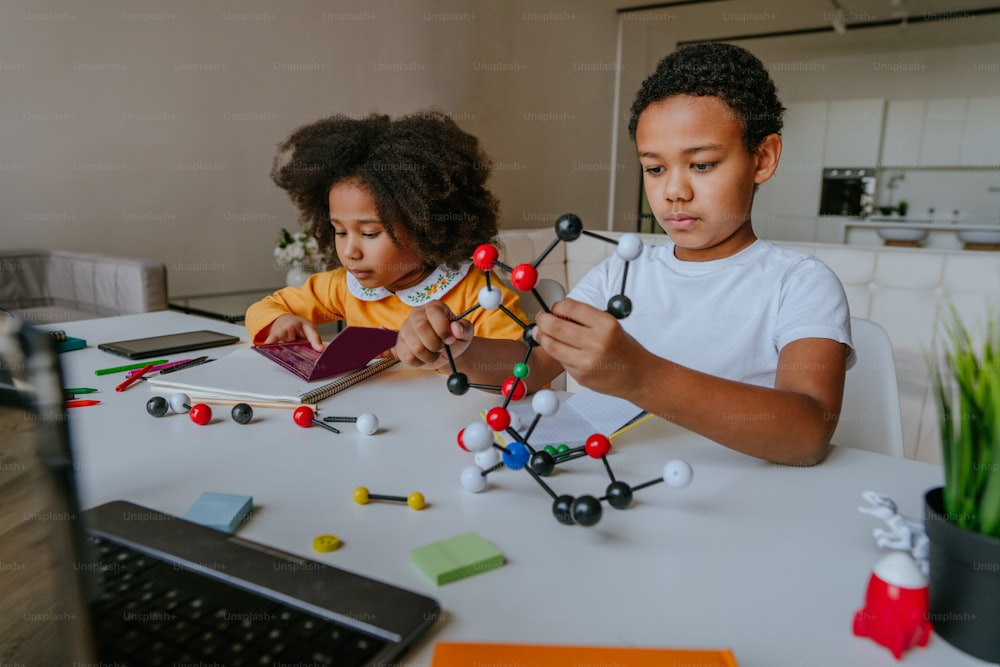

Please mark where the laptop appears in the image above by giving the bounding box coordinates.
[0,318,440,666]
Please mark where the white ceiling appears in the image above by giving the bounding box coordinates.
[610,0,1000,58]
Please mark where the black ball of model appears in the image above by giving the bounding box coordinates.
[230,403,253,425]
[571,495,603,526]
[522,326,540,348]
[530,451,555,477]
[551,494,603,526]
[146,396,169,417]
[606,481,634,510]
[555,213,583,241]
[552,495,575,525]
[447,372,470,396]
[607,294,633,320]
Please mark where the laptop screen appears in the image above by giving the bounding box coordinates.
[0,319,97,663]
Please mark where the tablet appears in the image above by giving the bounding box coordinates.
[98,330,241,359]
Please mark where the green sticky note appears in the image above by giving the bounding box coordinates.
[410,531,504,585]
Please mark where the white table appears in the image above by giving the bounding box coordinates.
[51,311,989,666]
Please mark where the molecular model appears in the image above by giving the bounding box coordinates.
[444,213,692,527]
[146,393,378,435]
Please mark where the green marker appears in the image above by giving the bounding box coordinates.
[94,360,169,376]
[65,387,98,394]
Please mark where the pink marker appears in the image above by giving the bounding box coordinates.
[126,358,191,377]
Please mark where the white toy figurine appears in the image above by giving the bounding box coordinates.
[858,490,929,576]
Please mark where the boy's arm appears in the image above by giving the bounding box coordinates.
[534,298,846,466]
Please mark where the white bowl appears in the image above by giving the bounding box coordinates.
[877,227,928,242]
[957,229,1000,245]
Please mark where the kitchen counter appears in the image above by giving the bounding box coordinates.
[862,216,1000,229]
[841,217,1000,247]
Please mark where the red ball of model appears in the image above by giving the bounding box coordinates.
[293,405,315,428]
[188,403,212,426]
[486,406,511,432]
[472,244,499,271]
[456,427,469,451]
[501,376,527,401]
[510,263,538,292]
[585,433,611,458]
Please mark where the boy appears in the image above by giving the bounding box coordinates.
[407,43,852,466]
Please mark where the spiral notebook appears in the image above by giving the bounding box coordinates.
[146,347,399,405]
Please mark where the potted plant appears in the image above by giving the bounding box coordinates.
[897,200,909,217]
[925,308,1000,662]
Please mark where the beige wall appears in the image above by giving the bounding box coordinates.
[1,0,620,296]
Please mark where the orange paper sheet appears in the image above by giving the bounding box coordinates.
[432,642,739,667]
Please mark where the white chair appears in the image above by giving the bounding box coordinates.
[831,317,905,458]
[0,249,168,323]
[517,278,566,321]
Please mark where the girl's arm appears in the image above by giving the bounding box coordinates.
[394,301,564,392]
[245,273,342,347]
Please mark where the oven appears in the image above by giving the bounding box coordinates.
[819,168,876,217]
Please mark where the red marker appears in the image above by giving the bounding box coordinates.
[67,399,101,408]
[115,363,154,392]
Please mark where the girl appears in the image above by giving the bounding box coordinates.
[246,109,530,387]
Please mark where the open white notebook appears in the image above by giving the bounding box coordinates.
[147,347,397,405]
[500,388,650,447]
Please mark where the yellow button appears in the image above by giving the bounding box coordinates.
[312,534,341,552]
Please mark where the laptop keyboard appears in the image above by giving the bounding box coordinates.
[87,535,387,667]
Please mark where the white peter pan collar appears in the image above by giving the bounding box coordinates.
[346,262,472,306]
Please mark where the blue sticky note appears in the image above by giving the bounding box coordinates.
[58,336,87,352]
[183,492,253,534]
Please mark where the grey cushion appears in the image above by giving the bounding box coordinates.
[0,250,168,323]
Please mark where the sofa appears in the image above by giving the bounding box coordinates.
[0,250,168,324]
[497,227,1000,465]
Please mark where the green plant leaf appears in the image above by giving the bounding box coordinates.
[930,304,1000,536]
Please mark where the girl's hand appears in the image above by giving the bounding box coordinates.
[395,301,473,370]
[262,314,324,351]
[533,298,647,398]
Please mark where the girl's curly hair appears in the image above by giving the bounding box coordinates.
[628,42,785,153]
[271,109,500,269]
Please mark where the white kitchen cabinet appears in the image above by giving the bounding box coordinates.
[822,98,885,167]
[919,98,967,166]
[764,101,827,220]
[815,216,847,244]
[880,100,925,168]
[959,96,1000,167]
[763,214,820,243]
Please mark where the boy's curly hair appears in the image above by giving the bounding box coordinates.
[271,109,500,269]
[628,42,785,153]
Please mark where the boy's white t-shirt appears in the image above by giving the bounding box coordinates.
[567,238,854,388]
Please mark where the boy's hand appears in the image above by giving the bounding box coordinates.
[534,298,646,397]
[262,314,324,351]
[395,301,473,370]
